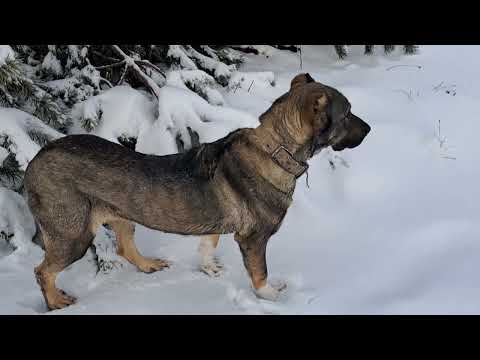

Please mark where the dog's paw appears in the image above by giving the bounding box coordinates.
[253,281,287,301]
[46,289,77,310]
[200,258,224,278]
[138,258,171,273]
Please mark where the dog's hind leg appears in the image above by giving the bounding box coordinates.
[32,192,95,311]
[35,258,76,310]
[34,246,76,310]
[110,218,170,273]
[198,234,223,277]
[34,227,94,310]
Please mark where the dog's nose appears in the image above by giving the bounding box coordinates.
[362,122,371,135]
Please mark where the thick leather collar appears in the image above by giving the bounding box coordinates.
[271,146,309,178]
[259,133,309,179]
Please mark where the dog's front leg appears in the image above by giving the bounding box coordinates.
[198,234,223,277]
[235,232,286,301]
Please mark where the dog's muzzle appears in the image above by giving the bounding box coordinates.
[331,113,370,151]
[310,115,348,155]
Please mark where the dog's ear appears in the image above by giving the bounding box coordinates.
[291,73,316,89]
[310,91,330,134]
[313,92,328,113]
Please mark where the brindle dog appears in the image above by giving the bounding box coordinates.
[24,73,370,310]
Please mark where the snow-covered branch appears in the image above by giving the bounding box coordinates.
[110,45,164,98]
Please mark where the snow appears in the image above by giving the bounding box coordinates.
[70,83,257,156]
[228,71,275,92]
[0,45,15,66]
[70,85,155,144]
[2,45,480,314]
[0,147,8,163]
[0,108,63,170]
[41,51,63,76]
[151,85,258,153]
[0,187,37,256]
[167,45,197,70]
[166,69,225,105]
[185,45,235,81]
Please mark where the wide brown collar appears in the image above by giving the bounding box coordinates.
[259,133,309,179]
[271,146,309,178]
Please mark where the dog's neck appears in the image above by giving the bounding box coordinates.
[252,121,309,182]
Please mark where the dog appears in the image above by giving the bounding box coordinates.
[23,73,370,310]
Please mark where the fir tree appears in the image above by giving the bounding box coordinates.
[0,52,67,130]
[334,45,418,58]
[0,134,23,192]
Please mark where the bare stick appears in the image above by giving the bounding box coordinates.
[117,64,129,85]
[233,83,241,93]
[110,45,162,98]
[433,81,444,91]
[91,50,121,63]
[95,60,126,70]
[99,77,113,88]
[393,89,414,101]
[135,59,166,77]
[386,64,422,71]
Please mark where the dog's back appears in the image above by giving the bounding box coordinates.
[24,132,247,236]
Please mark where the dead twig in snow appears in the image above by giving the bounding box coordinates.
[232,82,241,93]
[393,89,415,101]
[435,119,446,148]
[386,64,422,71]
[433,81,445,91]
[435,119,457,160]
[432,81,457,96]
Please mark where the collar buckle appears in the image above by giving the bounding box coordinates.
[271,145,309,179]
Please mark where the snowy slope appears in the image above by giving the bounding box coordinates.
[2,45,480,314]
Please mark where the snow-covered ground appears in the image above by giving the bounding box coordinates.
[2,45,480,314]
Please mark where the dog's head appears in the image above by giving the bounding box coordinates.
[285,73,371,156]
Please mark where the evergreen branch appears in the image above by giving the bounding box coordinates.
[0,152,24,190]
[334,45,348,59]
[384,45,395,54]
[404,45,418,54]
[26,129,54,147]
